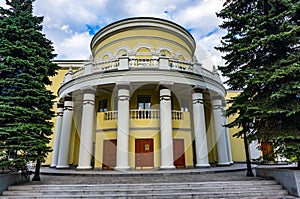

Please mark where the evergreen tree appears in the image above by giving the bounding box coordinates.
[216,0,300,168]
[0,0,58,179]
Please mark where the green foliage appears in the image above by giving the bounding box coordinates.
[0,0,59,174]
[217,0,300,162]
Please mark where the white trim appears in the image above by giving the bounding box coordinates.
[99,51,113,61]
[114,45,131,57]
[133,43,154,55]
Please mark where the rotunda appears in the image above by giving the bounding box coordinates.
[50,17,233,170]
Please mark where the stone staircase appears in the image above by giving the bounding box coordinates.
[1,180,292,198]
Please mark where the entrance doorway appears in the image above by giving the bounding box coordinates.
[135,139,154,168]
[102,139,117,170]
[173,139,185,168]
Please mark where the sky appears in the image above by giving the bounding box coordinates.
[1,0,226,71]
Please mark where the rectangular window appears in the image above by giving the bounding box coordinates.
[180,98,189,112]
[98,99,107,112]
[137,95,151,109]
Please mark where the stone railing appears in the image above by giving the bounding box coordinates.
[130,109,160,119]
[129,58,159,68]
[105,111,118,120]
[172,110,183,120]
[95,59,119,71]
[169,59,193,72]
[62,57,220,84]
[103,109,184,121]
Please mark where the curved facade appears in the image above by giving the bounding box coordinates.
[50,17,233,170]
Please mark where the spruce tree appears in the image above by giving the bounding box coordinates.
[216,0,300,168]
[0,0,58,179]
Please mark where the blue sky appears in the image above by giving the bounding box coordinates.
[1,0,226,71]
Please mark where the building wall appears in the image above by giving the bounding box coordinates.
[226,91,246,162]
[93,29,193,61]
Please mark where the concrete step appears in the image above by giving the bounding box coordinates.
[2,186,287,195]
[0,191,292,199]
[1,180,291,199]
[6,180,279,190]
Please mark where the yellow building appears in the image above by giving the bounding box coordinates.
[47,17,246,170]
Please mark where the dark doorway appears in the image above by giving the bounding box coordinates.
[173,139,185,168]
[102,139,117,170]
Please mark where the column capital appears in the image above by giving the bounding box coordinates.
[116,81,131,89]
[81,86,96,94]
[159,81,174,90]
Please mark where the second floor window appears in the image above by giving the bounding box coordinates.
[98,99,107,112]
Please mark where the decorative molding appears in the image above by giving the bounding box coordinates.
[160,95,171,101]
[93,36,192,60]
[118,95,130,101]
[172,128,191,132]
[83,99,95,105]
[57,112,63,117]
[63,105,73,111]
[213,104,223,110]
[192,99,204,104]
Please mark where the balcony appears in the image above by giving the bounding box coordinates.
[96,109,190,131]
[64,57,221,84]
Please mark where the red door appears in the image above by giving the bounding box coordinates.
[102,140,117,170]
[173,139,185,168]
[135,139,154,168]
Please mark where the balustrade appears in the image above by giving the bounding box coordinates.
[169,59,193,72]
[103,109,183,120]
[105,111,118,120]
[64,57,219,84]
[172,110,183,120]
[130,109,160,119]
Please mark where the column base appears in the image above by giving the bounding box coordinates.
[76,166,92,170]
[230,161,234,165]
[159,165,176,170]
[195,163,211,168]
[49,164,56,168]
[56,165,70,169]
[217,162,231,166]
[114,166,130,171]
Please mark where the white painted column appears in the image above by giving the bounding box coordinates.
[192,89,210,167]
[50,103,64,168]
[223,107,233,164]
[115,84,130,170]
[159,86,175,169]
[77,89,96,169]
[213,97,230,166]
[56,97,73,169]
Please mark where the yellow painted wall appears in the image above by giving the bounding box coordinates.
[45,68,72,165]
[94,131,117,168]
[226,91,246,162]
[93,29,193,61]
[204,104,218,163]
[172,130,194,167]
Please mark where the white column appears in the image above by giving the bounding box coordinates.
[192,90,210,167]
[115,84,130,170]
[50,103,64,168]
[223,110,233,164]
[56,97,73,169]
[77,89,96,169]
[213,97,230,166]
[159,86,175,169]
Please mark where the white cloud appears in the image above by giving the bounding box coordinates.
[55,32,93,60]
[1,0,227,70]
